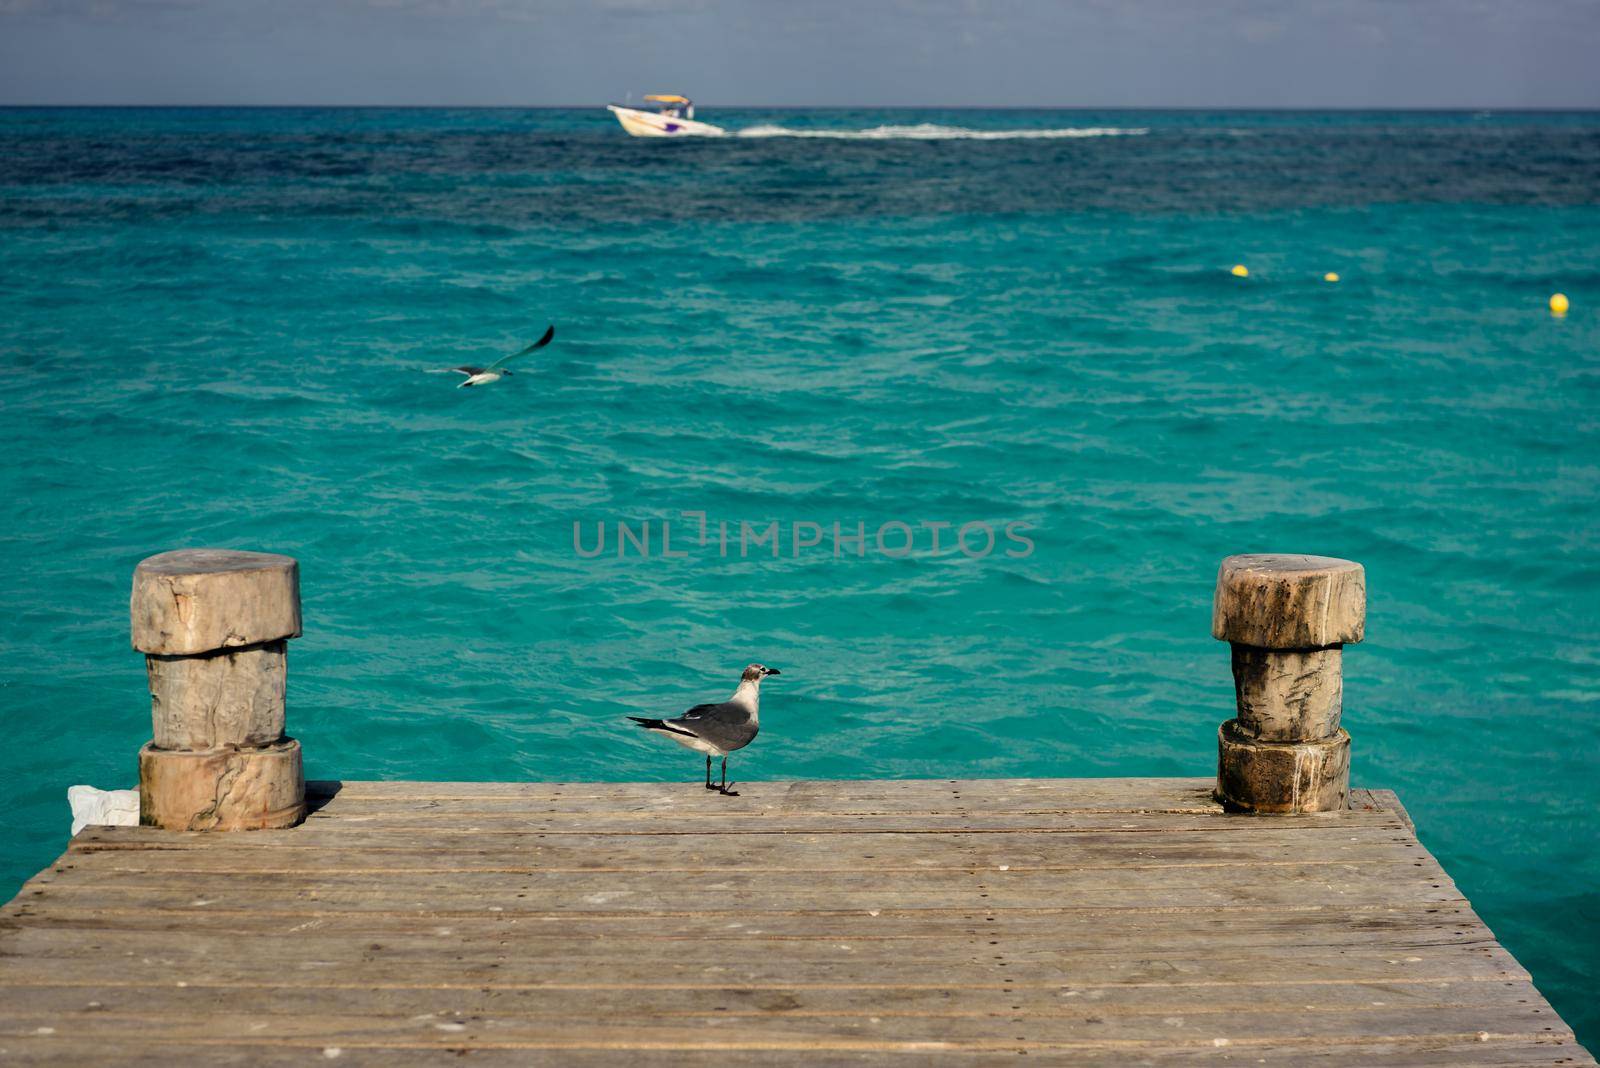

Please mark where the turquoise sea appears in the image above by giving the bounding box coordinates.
[1,107,1597,1041]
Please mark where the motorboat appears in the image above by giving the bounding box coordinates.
[606,95,725,137]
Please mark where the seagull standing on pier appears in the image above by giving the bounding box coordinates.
[431,325,555,388]
[628,664,780,796]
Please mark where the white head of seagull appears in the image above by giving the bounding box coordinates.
[626,662,782,797]
[734,662,781,700]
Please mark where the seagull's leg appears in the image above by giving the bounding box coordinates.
[717,755,739,797]
[705,754,715,790]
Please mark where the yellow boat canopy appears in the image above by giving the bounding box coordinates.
[643,94,689,104]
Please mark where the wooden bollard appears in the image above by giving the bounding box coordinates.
[131,549,306,830]
[1212,553,1365,814]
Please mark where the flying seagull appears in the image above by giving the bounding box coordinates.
[432,325,555,388]
[628,664,781,796]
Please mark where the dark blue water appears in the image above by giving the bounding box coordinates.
[2,107,1598,1043]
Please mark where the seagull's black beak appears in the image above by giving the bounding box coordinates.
[766,667,781,676]
[502,369,514,376]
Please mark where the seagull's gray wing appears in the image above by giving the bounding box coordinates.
[678,702,725,722]
[674,701,758,753]
[486,325,555,372]
[425,367,482,376]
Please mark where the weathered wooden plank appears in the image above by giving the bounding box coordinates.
[0,972,1548,1020]
[304,778,1225,807]
[68,824,1423,859]
[60,818,1414,864]
[12,881,1467,915]
[0,919,1509,974]
[300,798,1238,818]
[1354,788,1418,833]
[7,901,1478,934]
[0,940,1532,991]
[0,1019,1581,1068]
[0,1002,1569,1048]
[33,856,1449,896]
[179,810,1413,839]
[291,812,1414,837]
[1,902,1484,939]
[0,1037,1586,1067]
[3,911,1494,973]
[59,838,1433,876]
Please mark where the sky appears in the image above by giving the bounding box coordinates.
[1,0,1599,108]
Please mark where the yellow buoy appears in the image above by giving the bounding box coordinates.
[1230,264,1249,278]
[1324,272,1340,283]
[1550,293,1569,316]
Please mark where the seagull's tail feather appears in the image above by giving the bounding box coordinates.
[628,716,697,738]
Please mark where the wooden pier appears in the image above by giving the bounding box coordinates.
[2,550,1592,1063]
[1,777,1591,1065]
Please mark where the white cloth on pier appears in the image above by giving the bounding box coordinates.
[68,785,140,836]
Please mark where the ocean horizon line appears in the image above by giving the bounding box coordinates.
[4,103,1599,113]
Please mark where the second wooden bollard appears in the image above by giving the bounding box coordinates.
[1212,553,1365,813]
[132,549,306,830]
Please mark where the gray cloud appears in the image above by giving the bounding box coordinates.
[1,0,1597,105]
[1,0,202,16]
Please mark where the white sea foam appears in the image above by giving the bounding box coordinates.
[735,123,1148,141]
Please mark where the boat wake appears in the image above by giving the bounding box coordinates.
[735,123,1148,140]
